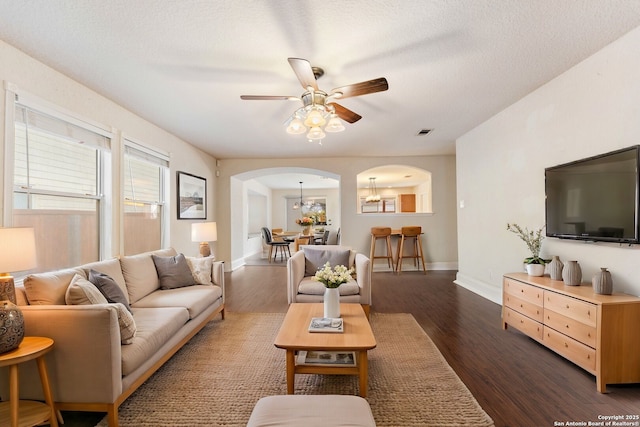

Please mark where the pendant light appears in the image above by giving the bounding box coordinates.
[293,181,303,210]
[365,177,381,203]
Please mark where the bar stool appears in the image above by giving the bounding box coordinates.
[370,227,394,271]
[396,226,427,274]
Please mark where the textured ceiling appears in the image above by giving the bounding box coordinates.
[1,0,639,162]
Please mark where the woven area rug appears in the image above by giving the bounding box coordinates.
[97,312,494,426]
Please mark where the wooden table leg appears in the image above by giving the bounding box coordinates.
[285,350,295,394]
[358,351,368,398]
[9,364,18,427]
[36,355,59,427]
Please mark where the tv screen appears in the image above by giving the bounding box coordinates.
[545,145,640,243]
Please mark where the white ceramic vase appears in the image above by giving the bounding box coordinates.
[525,263,545,277]
[323,287,340,318]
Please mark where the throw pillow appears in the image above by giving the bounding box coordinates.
[89,269,133,313]
[152,253,197,290]
[65,274,108,305]
[185,256,214,285]
[114,303,136,345]
[66,274,136,345]
[303,247,351,277]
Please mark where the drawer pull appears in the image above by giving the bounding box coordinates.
[520,304,523,308]
[564,342,569,348]
[566,304,570,309]
[565,324,570,329]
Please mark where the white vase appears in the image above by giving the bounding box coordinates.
[323,287,340,318]
[525,263,545,277]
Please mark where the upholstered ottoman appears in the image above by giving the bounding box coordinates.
[247,395,376,427]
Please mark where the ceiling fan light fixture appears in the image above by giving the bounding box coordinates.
[286,117,306,134]
[325,115,345,133]
[304,108,326,128]
[307,126,325,140]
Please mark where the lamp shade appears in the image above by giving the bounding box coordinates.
[0,227,37,273]
[191,222,217,242]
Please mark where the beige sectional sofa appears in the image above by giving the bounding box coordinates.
[0,248,225,427]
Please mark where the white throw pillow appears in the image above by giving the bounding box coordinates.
[65,274,136,345]
[186,256,214,285]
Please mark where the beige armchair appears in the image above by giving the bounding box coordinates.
[287,245,371,317]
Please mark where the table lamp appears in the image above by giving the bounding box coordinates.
[0,227,36,353]
[191,222,217,258]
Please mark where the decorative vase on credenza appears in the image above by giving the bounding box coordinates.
[547,256,564,281]
[592,268,613,295]
[562,260,582,286]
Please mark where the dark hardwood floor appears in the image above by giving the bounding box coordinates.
[60,263,640,426]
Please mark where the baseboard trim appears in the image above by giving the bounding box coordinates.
[372,261,458,273]
[454,272,502,305]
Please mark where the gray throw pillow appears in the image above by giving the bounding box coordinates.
[89,269,133,313]
[152,253,197,290]
[303,247,351,277]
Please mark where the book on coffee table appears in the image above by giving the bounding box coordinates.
[296,350,356,367]
[308,317,343,333]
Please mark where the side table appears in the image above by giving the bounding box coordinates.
[0,337,59,427]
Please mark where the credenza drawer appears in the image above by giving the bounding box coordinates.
[504,278,544,306]
[544,326,596,373]
[544,309,596,348]
[504,307,543,341]
[544,291,597,327]
[504,293,543,322]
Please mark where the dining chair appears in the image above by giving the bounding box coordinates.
[261,227,291,262]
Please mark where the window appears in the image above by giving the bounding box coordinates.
[123,141,169,255]
[12,102,111,273]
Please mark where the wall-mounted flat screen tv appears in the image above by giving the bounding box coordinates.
[545,145,640,244]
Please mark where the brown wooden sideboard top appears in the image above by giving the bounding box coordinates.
[503,272,640,305]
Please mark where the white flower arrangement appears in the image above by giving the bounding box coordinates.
[312,262,354,288]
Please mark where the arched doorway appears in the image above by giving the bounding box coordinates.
[230,167,340,267]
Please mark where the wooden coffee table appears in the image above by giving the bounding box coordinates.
[274,303,377,397]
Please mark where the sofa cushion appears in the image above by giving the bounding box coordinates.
[89,269,132,313]
[65,274,137,344]
[303,247,351,277]
[185,256,214,285]
[80,258,129,304]
[152,253,197,290]
[297,277,360,296]
[121,307,189,376]
[120,248,176,303]
[132,285,222,319]
[23,267,86,305]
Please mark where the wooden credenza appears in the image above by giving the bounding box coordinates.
[502,272,640,393]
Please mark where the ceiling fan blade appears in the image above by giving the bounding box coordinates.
[240,95,296,101]
[329,103,362,124]
[330,77,388,100]
[288,58,319,91]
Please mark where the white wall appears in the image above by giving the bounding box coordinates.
[216,156,458,270]
[0,40,219,257]
[456,26,640,303]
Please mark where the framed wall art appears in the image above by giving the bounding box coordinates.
[177,171,207,219]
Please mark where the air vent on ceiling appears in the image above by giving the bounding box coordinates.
[417,129,433,136]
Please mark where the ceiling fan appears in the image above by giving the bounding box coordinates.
[240,58,388,141]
